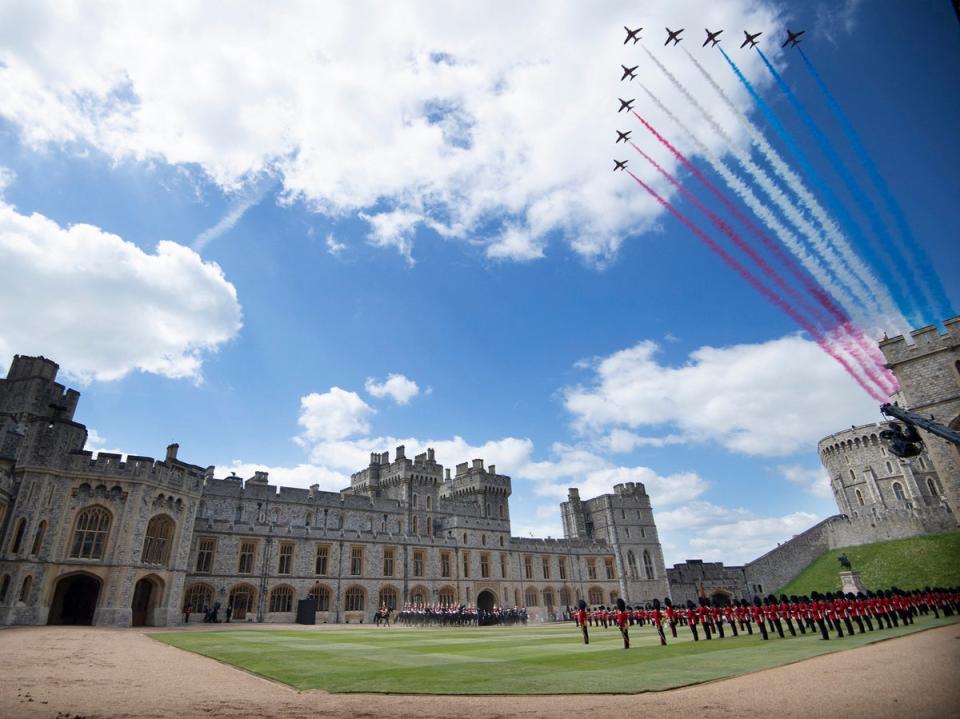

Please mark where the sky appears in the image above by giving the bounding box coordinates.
[0,0,957,565]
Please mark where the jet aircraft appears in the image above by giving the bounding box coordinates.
[613,159,628,172]
[621,64,638,81]
[616,130,632,144]
[664,27,684,46]
[618,97,635,113]
[702,29,723,47]
[740,30,762,48]
[623,26,642,44]
[782,29,805,47]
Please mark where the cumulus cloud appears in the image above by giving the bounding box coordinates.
[0,166,14,196]
[0,0,783,265]
[364,373,420,405]
[0,201,242,382]
[219,460,348,493]
[779,464,833,498]
[686,511,823,564]
[564,335,880,456]
[325,232,346,256]
[295,387,374,443]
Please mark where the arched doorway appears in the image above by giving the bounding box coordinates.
[477,589,496,612]
[131,576,163,627]
[710,590,732,607]
[48,573,101,625]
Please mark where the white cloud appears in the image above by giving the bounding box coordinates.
[564,335,880,456]
[0,0,784,265]
[295,387,374,443]
[687,511,822,564]
[816,0,864,46]
[83,428,127,459]
[779,464,832,498]
[219,460,348,493]
[325,232,346,256]
[0,201,242,382]
[364,373,420,405]
[0,166,14,196]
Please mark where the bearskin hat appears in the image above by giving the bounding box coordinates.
[616,597,626,612]
[664,597,673,607]
[577,599,587,610]
[653,598,661,609]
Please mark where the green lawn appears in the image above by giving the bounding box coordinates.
[153,613,957,694]
[778,531,960,596]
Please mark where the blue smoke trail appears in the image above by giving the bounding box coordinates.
[755,48,925,327]
[718,46,919,327]
[797,47,954,323]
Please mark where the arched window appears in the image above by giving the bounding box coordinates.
[426,496,432,510]
[438,586,455,607]
[19,575,32,603]
[410,585,428,606]
[892,482,905,500]
[308,583,331,611]
[345,586,366,612]
[141,515,175,565]
[70,506,111,559]
[927,478,940,498]
[559,587,571,607]
[855,489,865,506]
[917,456,926,470]
[184,583,213,611]
[412,516,419,535]
[379,586,398,610]
[627,550,638,580]
[0,574,9,602]
[269,585,294,613]
[886,461,893,475]
[499,504,504,519]
[849,469,856,481]
[524,587,538,606]
[30,521,47,555]
[10,518,27,554]
[228,584,257,621]
[643,550,655,580]
[588,587,603,605]
[543,588,554,609]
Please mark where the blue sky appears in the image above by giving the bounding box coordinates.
[0,0,957,564]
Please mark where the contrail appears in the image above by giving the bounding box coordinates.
[711,47,906,334]
[641,46,879,325]
[193,180,272,252]
[755,48,922,326]
[798,47,954,322]
[625,168,887,402]
[631,110,896,395]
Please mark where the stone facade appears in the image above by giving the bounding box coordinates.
[0,355,667,627]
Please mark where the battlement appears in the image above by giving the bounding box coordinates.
[1,355,80,422]
[613,481,648,497]
[508,536,608,552]
[441,460,512,499]
[818,422,891,455]
[5,355,59,382]
[879,316,960,365]
[62,449,207,492]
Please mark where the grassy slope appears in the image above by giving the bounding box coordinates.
[778,531,960,596]
[153,615,955,694]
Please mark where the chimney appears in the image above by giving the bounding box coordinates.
[472,458,484,471]
[427,448,435,462]
[445,468,451,481]
[488,464,496,475]
[166,443,179,462]
[396,445,406,460]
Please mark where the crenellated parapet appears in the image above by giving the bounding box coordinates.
[879,316,960,366]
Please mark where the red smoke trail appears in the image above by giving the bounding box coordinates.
[632,112,897,397]
[625,168,888,402]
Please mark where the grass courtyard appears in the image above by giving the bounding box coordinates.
[153,613,957,694]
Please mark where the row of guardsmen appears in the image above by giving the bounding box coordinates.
[574,587,958,647]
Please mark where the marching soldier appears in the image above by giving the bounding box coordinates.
[615,598,630,649]
[652,598,668,646]
[576,599,590,644]
[664,598,678,638]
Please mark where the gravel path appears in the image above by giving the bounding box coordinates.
[1,622,957,719]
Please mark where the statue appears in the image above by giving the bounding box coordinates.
[838,554,852,570]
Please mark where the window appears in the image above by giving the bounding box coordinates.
[892,482,905,500]
[269,585,294,613]
[184,583,213,611]
[195,538,215,573]
[462,551,470,578]
[439,587,455,607]
[383,547,395,576]
[604,558,615,580]
[541,556,550,579]
[10,518,27,554]
[229,584,256,620]
[928,478,940,498]
[412,516,419,535]
[499,504,504,519]
[855,489,865,506]
[525,587,538,606]
[0,575,9,603]
[379,586,398,610]
[426,496,432,510]
[413,549,424,577]
[524,555,533,579]
[886,461,893,474]
[70,506,111,559]
[558,558,567,580]
[641,527,645,538]
[315,544,329,575]
[643,550,654,580]
[481,534,486,545]
[559,587,571,606]
[308,583,330,611]
[627,551,638,580]
[0,502,6,530]
[918,456,926,470]
[485,502,490,517]
[588,587,603,605]
[514,589,520,606]
[587,558,597,580]
[463,532,467,544]
[625,528,630,538]
[278,543,294,574]
[141,515,175,565]
[441,552,451,577]
[500,553,508,579]
[345,586,365,612]
[238,541,257,574]
[30,521,46,555]
[411,586,427,605]
[19,575,32,603]
[350,545,363,575]
[481,553,490,578]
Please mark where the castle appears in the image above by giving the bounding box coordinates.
[0,355,668,627]
[667,318,959,606]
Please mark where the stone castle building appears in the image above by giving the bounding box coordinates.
[0,355,668,627]
[668,318,959,605]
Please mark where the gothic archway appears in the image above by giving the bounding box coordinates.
[131,575,164,626]
[48,573,101,625]
[476,589,496,612]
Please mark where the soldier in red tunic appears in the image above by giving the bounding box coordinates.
[615,598,630,649]
[664,598,678,638]
[752,596,769,640]
[686,600,700,641]
[651,598,667,646]
[576,599,589,644]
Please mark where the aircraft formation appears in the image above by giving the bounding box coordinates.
[614,26,805,171]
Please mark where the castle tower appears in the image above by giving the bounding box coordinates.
[880,318,960,522]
